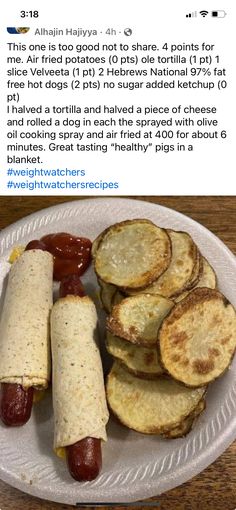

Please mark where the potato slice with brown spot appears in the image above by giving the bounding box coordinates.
[106,362,206,434]
[106,332,164,378]
[107,294,174,347]
[159,288,236,387]
[94,219,171,289]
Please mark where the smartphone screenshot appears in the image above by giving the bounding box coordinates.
[0,1,235,510]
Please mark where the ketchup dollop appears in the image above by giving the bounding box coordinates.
[59,274,85,298]
[26,232,92,281]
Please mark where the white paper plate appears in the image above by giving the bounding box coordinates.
[0,198,236,506]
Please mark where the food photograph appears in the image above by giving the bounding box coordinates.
[0,196,235,510]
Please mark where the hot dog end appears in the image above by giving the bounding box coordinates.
[51,295,109,476]
[0,250,53,388]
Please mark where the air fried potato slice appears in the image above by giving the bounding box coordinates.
[161,398,206,438]
[112,289,125,307]
[99,280,125,313]
[125,230,200,298]
[91,226,112,259]
[106,332,164,378]
[106,362,206,434]
[159,288,236,387]
[99,279,117,313]
[94,219,171,289]
[107,294,174,346]
[92,221,154,259]
[175,257,217,302]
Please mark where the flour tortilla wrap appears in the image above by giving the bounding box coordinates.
[51,296,109,450]
[0,249,53,388]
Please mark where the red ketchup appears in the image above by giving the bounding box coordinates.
[59,274,85,298]
[26,232,92,281]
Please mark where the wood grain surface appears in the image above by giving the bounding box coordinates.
[0,196,235,510]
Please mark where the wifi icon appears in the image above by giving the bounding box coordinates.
[200,10,209,17]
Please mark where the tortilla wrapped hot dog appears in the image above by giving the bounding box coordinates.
[0,249,53,389]
[51,295,109,456]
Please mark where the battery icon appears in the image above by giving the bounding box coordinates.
[211,10,227,17]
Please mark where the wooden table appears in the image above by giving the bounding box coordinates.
[0,196,236,510]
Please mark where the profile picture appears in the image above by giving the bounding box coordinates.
[7,27,30,34]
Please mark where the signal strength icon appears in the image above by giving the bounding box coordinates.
[199,10,209,17]
[186,11,197,17]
